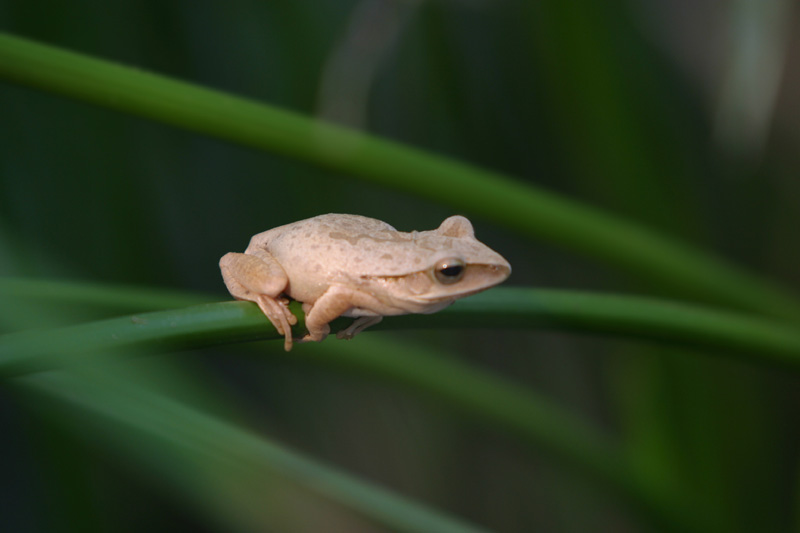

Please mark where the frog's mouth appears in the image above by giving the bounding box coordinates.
[418,263,511,301]
[361,262,510,308]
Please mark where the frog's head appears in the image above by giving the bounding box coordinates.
[374,216,511,310]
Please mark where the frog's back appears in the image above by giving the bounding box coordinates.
[250,214,431,277]
[248,213,391,261]
[250,214,396,246]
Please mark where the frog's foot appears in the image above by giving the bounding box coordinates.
[336,316,383,340]
[292,302,323,345]
[255,295,296,351]
[298,323,330,344]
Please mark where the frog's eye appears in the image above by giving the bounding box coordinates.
[434,258,465,284]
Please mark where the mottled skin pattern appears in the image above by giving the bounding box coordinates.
[220,214,511,351]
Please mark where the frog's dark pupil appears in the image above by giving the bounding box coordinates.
[441,265,463,277]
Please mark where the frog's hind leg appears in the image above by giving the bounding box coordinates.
[220,251,297,351]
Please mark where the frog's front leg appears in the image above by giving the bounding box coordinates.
[220,250,298,351]
[336,316,383,340]
[301,285,383,343]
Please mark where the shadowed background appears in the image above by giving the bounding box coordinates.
[1,1,799,532]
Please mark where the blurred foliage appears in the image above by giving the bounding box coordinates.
[1,1,799,532]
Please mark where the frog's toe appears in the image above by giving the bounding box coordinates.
[297,332,328,344]
[277,297,298,326]
[282,335,293,351]
[300,322,330,344]
[255,295,295,350]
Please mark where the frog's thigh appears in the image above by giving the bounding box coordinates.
[220,252,297,350]
[303,285,380,343]
[220,251,288,298]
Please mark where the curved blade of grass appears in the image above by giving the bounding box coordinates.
[0,301,271,377]
[447,289,800,369]
[0,277,215,311]
[1,288,799,379]
[0,277,217,331]
[16,368,489,533]
[0,33,797,321]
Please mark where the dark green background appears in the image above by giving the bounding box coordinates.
[1,1,799,532]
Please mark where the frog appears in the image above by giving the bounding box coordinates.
[220,214,511,351]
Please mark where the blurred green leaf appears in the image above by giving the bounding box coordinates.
[16,365,490,533]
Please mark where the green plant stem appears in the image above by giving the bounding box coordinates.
[450,289,800,369]
[2,288,800,379]
[0,277,214,311]
[0,33,797,321]
[0,301,270,377]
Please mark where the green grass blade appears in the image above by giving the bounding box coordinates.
[0,33,797,320]
[0,277,214,311]
[0,277,217,331]
[447,289,800,369]
[0,301,269,377]
[2,287,798,378]
[17,368,490,533]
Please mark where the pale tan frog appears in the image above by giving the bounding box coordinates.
[220,214,511,350]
